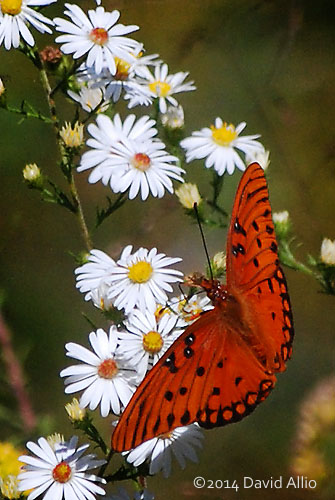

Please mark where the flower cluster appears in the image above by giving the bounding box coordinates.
[3,1,280,499]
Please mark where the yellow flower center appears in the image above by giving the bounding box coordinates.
[148,80,171,97]
[89,27,109,45]
[52,462,72,483]
[159,431,173,440]
[142,331,163,354]
[128,260,153,283]
[131,152,151,172]
[97,358,118,379]
[211,122,237,146]
[114,57,131,80]
[0,0,22,15]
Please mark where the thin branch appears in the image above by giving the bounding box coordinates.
[0,312,36,431]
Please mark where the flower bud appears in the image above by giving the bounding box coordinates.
[273,210,290,238]
[23,163,43,188]
[60,121,84,149]
[0,78,5,97]
[320,238,335,266]
[161,104,184,129]
[65,398,86,422]
[175,182,202,209]
[246,148,270,171]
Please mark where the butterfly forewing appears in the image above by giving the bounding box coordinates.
[226,162,294,371]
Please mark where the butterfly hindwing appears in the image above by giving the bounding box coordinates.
[112,308,276,452]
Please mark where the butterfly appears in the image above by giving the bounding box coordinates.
[112,162,294,452]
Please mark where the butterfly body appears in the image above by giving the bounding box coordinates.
[112,163,294,452]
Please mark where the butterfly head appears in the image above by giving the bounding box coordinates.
[185,272,228,306]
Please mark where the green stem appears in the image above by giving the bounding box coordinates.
[1,102,53,124]
[69,171,93,251]
[29,47,93,252]
[99,448,114,477]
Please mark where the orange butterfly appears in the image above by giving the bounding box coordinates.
[112,162,294,452]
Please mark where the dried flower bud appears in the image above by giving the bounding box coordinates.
[175,182,202,209]
[40,45,62,65]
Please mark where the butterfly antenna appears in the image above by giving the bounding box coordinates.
[193,203,213,281]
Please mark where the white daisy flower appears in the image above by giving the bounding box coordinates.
[54,4,140,75]
[103,136,184,200]
[79,113,157,185]
[124,424,204,478]
[74,248,116,301]
[60,327,138,417]
[18,435,106,500]
[169,293,213,327]
[68,83,110,113]
[75,46,160,104]
[117,308,184,379]
[124,63,196,113]
[0,0,56,50]
[79,113,184,200]
[108,245,183,314]
[180,118,264,175]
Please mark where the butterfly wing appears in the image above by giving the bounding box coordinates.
[226,162,294,372]
[112,308,276,452]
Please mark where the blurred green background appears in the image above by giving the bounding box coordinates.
[0,0,334,498]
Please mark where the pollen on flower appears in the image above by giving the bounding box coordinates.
[149,80,171,97]
[211,122,238,146]
[98,358,118,379]
[114,57,131,80]
[131,153,151,172]
[52,461,72,483]
[0,0,22,15]
[128,260,153,283]
[89,27,109,45]
[142,330,163,354]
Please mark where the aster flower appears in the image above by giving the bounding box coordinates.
[74,249,116,301]
[180,118,264,175]
[60,327,138,417]
[0,0,56,50]
[54,4,140,75]
[117,308,184,378]
[67,83,110,113]
[18,436,106,500]
[79,113,184,200]
[107,245,183,314]
[124,63,196,113]
[124,424,204,478]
